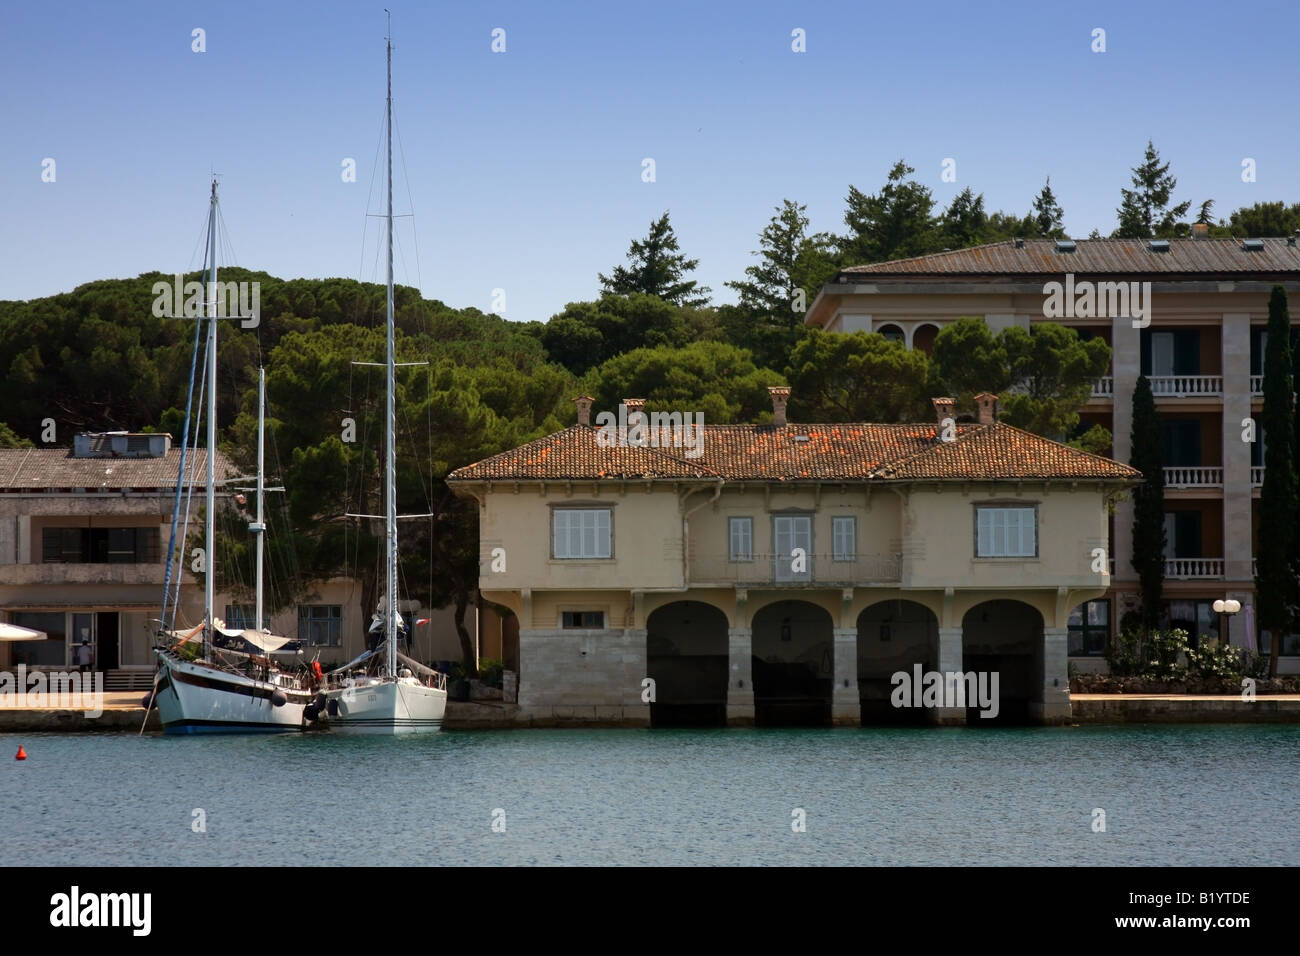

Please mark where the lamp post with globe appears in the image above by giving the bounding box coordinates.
[1212,599,1241,646]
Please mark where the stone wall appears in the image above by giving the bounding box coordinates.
[517,626,650,725]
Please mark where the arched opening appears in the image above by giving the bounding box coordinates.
[857,600,938,725]
[961,600,1042,724]
[912,323,940,355]
[751,600,833,726]
[876,323,905,345]
[646,601,729,727]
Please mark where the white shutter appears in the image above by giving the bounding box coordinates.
[596,510,610,557]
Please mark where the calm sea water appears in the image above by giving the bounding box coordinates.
[2,725,1297,866]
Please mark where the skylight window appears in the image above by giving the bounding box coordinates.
[1148,239,1170,252]
[1242,238,1265,251]
[1054,240,1076,253]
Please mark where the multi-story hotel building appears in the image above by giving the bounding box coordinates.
[805,234,1300,673]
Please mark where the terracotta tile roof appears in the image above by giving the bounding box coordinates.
[0,447,233,490]
[448,422,1140,483]
[837,237,1300,278]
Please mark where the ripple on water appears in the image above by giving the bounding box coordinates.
[1,724,1297,865]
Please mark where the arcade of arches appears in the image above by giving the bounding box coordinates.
[642,594,1070,727]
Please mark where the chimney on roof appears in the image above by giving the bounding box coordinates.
[1192,222,1209,239]
[1014,237,1024,249]
[622,398,646,416]
[573,395,594,427]
[769,386,791,427]
[931,397,955,426]
[973,392,998,425]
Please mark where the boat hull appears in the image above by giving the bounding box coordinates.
[154,651,310,734]
[322,677,446,734]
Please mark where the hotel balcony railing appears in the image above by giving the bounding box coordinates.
[1090,377,1113,398]
[1149,375,1222,397]
[1251,466,1264,486]
[1164,557,1224,580]
[1163,466,1222,487]
[1250,375,1263,395]
[689,552,902,587]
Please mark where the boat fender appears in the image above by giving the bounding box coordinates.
[271,690,287,707]
[327,698,340,717]
[304,704,319,721]
[314,692,327,710]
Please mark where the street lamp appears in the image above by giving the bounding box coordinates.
[1212,599,1241,646]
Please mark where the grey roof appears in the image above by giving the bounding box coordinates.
[0,447,233,490]
[837,237,1300,279]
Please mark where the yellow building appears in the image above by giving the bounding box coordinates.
[449,391,1139,726]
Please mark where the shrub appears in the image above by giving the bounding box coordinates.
[477,657,504,688]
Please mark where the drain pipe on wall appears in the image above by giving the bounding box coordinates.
[681,480,725,586]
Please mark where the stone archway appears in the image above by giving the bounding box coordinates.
[912,323,940,355]
[646,601,729,727]
[751,600,834,726]
[857,599,938,725]
[876,323,905,345]
[961,600,1042,724]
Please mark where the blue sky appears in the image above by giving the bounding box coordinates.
[2,0,1297,323]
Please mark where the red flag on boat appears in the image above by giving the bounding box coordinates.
[415,618,430,626]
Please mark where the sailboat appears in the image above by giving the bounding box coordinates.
[315,30,448,734]
[151,184,317,733]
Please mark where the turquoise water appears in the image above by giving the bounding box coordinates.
[2,725,1297,866]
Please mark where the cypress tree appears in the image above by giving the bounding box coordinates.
[1129,374,1165,633]
[1258,285,1296,677]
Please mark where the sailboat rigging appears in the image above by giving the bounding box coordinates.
[151,182,317,733]
[313,26,448,733]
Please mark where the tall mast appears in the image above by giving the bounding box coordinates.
[384,29,398,679]
[254,367,266,634]
[204,179,219,659]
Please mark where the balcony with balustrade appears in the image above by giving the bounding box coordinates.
[1148,375,1222,398]
[1163,466,1222,489]
[1164,557,1225,580]
[688,552,903,588]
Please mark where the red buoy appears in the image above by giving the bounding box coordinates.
[15,745,27,760]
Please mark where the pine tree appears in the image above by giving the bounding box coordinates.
[938,188,989,248]
[1129,375,1166,633]
[840,160,938,264]
[727,199,835,324]
[1258,285,1296,676]
[1031,177,1066,239]
[1113,141,1191,239]
[598,211,711,307]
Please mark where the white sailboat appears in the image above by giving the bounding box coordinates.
[316,30,447,734]
[152,184,316,733]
